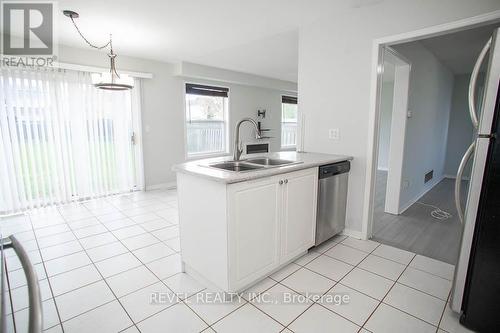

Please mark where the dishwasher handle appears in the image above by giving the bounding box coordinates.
[319,161,351,179]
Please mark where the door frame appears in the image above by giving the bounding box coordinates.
[132,79,145,191]
[381,47,411,216]
[361,10,500,239]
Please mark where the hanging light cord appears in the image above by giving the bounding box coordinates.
[69,16,112,50]
[415,202,453,221]
[68,15,120,78]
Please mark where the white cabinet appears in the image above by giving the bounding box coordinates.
[227,167,318,290]
[177,167,318,293]
[281,170,318,263]
[227,176,281,288]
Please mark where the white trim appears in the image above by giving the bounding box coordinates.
[444,174,470,181]
[132,79,145,191]
[362,10,500,240]
[54,61,153,79]
[146,181,177,191]
[341,228,364,240]
[377,167,388,172]
[375,11,500,45]
[384,48,411,215]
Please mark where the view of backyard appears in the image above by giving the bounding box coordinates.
[185,93,228,156]
[281,100,298,147]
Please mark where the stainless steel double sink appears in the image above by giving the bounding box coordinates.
[208,157,301,172]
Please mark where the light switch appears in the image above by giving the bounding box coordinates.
[329,128,340,140]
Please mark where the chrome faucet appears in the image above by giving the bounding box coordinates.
[233,118,262,161]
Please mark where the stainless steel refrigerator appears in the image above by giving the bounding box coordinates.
[451,27,500,332]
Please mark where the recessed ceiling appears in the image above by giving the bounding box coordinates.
[49,0,337,82]
[410,23,500,74]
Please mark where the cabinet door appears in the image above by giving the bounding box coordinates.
[227,176,281,289]
[281,168,318,263]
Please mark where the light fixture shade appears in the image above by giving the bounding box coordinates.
[91,72,134,90]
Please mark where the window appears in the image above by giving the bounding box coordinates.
[281,95,298,148]
[185,83,229,157]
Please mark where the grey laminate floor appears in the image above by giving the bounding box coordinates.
[371,170,467,264]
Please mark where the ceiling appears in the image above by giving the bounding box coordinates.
[3,0,391,82]
[46,0,341,82]
[415,23,500,74]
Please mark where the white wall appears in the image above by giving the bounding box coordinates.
[297,0,500,233]
[392,42,454,211]
[58,45,296,189]
[444,74,475,178]
[377,80,395,171]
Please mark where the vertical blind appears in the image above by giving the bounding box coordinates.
[0,67,140,215]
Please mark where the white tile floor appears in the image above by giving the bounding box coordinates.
[1,190,475,333]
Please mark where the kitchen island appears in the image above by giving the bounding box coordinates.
[173,151,352,293]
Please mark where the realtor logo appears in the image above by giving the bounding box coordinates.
[2,1,53,55]
[1,1,57,67]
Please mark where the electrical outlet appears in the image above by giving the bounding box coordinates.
[329,128,340,140]
[403,180,410,189]
[407,110,413,118]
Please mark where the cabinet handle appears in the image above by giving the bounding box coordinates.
[284,179,288,184]
[279,180,284,185]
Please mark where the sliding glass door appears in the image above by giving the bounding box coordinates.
[0,67,142,215]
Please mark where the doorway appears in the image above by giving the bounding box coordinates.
[366,22,500,264]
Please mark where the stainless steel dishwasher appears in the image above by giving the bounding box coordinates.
[315,161,350,246]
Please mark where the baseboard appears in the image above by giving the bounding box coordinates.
[399,174,444,214]
[444,174,470,181]
[146,181,177,191]
[341,228,364,240]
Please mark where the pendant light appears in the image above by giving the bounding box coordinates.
[63,10,134,90]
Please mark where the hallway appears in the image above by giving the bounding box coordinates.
[372,171,466,264]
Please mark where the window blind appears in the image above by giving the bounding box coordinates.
[282,95,298,104]
[186,83,229,97]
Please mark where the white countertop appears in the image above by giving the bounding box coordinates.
[173,151,353,184]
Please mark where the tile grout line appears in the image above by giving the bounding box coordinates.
[307,241,453,301]
[435,290,453,333]
[359,253,417,330]
[7,193,456,332]
[3,256,20,333]
[9,210,180,281]
[281,241,383,331]
[92,198,198,331]
[376,255,451,328]
[24,197,177,248]
[8,224,182,319]
[99,196,207,325]
[101,198,180,253]
[54,203,143,333]
[309,242,383,329]
[26,213,66,332]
